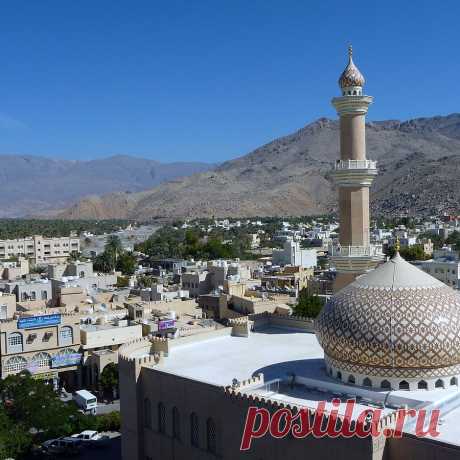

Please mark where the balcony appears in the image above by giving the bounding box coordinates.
[329,244,382,257]
[329,243,384,272]
[334,159,377,170]
[331,159,378,187]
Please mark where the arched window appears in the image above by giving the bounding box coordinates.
[418,380,428,390]
[4,356,28,373]
[381,380,391,390]
[172,407,180,439]
[353,90,357,95]
[363,377,372,387]
[399,380,409,390]
[336,371,342,380]
[190,412,199,447]
[41,290,48,300]
[79,271,85,278]
[31,352,51,369]
[158,402,166,434]
[8,332,23,352]
[21,293,27,301]
[435,379,444,389]
[144,398,151,428]
[59,326,73,346]
[206,418,217,454]
[450,377,458,386]
[348,375,355,384]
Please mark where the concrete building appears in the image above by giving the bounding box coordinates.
[4,278,52,303]
[421,258,460,289]
[0,311,81,388]
[80,318,142,388]
[0,257,29,280]
[329,46,383,291]
[181,271,209,298]
[0,235,80,264]
[272,239,317,268]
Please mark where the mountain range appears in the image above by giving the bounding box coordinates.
[54,113,460,220]
[0,155,213,217]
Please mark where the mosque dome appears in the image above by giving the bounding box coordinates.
[338,45,365,89]
[315,253,460,389]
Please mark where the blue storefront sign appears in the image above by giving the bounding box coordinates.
[158,319,175,331]
[17,313,61,330]
[51,353,82,368]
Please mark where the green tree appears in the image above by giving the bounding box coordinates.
[0,405,32,459]
[116,252,137,275]
[293,289,325,318]
[99,364,119,400]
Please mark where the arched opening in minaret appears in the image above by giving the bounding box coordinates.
[435,379,445,389]
[363,377,372,387]
[418,380,428,390]
[381,380,391,390]
[450,377,458,386]
[336,371,342,380]
[347,375,355,384]
[399,381,409,390]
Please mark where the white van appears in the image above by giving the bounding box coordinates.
[73,389,98,414]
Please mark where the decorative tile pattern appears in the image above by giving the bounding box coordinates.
[315,282,460,378]
[339,55,365,89]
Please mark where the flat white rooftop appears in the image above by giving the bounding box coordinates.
[155,326,324,386]
[148,325,460,446]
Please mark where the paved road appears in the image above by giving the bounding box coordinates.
[97,400,120,414]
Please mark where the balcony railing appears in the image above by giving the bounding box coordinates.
[334,159,377,170]
[329,244,383,257]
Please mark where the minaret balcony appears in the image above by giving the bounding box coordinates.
[331,159,378,187]
[329,243,385,272]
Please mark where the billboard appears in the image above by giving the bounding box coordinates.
[51,353,82,368]
[158,319,176,331]
[17,314,61,330]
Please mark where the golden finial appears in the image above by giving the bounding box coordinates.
[395,237,400,253]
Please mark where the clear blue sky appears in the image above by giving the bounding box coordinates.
[0,0,459,163]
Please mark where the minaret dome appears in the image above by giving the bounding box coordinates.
[338,45,365,96]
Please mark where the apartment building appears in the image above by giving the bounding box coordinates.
[0,235,80,264]
[0,311,81,389]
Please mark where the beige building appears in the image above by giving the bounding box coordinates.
[0,311,81,388]
[0,235,80,264]
[119,314,458,460]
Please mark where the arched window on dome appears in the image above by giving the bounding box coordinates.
[381,380,391,390]
[353,90,357,95]
[450,377,458,386]
[399,381,409,390]
[363,377,372,387]
[336,371,342,380]
[435,379,445,389]
[418,380,428,390]
[348,375,355,384]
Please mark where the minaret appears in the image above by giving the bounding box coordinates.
[330,46,383,291]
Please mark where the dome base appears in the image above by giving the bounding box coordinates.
[325,355,460,391]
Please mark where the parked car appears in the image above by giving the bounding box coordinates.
[71,430,110,448]
[42,437,82,456]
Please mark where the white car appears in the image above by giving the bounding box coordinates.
[71,430,110,448]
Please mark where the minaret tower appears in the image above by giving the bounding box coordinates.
[330,46,383,291]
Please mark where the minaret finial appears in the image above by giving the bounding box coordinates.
[348,44,353,59]
[395,237,400,254]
